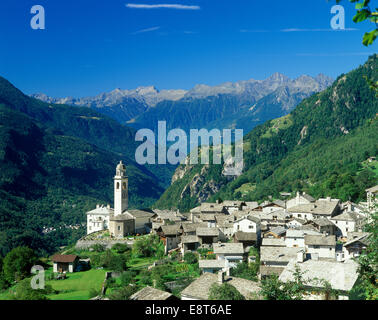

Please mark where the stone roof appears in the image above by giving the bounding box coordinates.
[129,286,173,300]
[285,229,305,238]
[234,215,260,224]
[279,260,359,292]
[304,234,336,246]
[87,205,113,215]
[215,215,234,228]
[302,193,316,202]
[260,246,305,263]
[196,227,219,237]
[222,200,244,207]
[234,231,257,242]
[261,238,286,247]
[331,211,363,222]
[160,225,181,236]
[312,217,334,227]
[289,217,307,225]
[344,234,370,247]
[259,265,286,277]
[266,226,286,236]
[288,200,339,216]
[128,209,155,218]
[200,203,225,213]
[182,223,207,233]
[180,272,261,300]
[213,242,244,255]
[366,185,378,193]
[199,259,226,269]
[199,214,216,221]
[110,212,134,221]
[181,235,199,244]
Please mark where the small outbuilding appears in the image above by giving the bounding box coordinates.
[51,254,79,273]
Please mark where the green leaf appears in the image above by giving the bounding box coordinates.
[356,3,365,9]
[353,9,371,23]
[362,29,378,46]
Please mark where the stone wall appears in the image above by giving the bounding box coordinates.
[75,239,133,250]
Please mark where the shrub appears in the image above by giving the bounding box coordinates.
[112,243,130,254]
[184,252,198,264]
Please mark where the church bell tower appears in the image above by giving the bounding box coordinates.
[114,161,128,216]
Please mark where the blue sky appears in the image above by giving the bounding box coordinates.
[0,0,376,97]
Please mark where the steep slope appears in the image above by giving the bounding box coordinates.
[155,54,378,211]
[0,76,174,188]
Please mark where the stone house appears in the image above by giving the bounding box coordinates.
[286,192,315,209]
[233,231,258,249]
[279,259,359,300]
[157,225,182,254]
[196,227,220,245]
[260,246,305,278]
[233,215,261,240]
[180,235,200,255]
[311,217,336,235]
[213,242,245,266]
[264,226,286,239]
[304,234,336,260]
[288,198,340,221]
[331,211,365,238]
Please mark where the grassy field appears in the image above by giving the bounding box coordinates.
[46,269,107,300]
[235,183,256,196]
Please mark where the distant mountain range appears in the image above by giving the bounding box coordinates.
[31,73,334,136]
[154,54,378,211]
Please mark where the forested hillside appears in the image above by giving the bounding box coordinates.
[155,54,378,211]
[0,79,169,256]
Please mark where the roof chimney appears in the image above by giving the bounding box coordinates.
[218,271,225,284]
[297,250,305,263]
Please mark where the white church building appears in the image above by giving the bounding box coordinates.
[86,161,154,237]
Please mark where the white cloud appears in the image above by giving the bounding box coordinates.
[132,26,161,34]
[126,3,200,10]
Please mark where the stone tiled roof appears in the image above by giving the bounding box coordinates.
[312,217,334,227]
[279,260,359,292]
[160,225,181,236]
[213,242,244,255]
[180,273,261,300]
[87,206,113,215]
[234,231,257,242]
[129,286,173,300]
[196,227,219,237]
[304,235,336,246]
[261,238,286,247]
[182,223,207,233]
[366,185,378,193]
[331,211,363,222]
[128,209,155,218]
[181,235,199,244]
[260,246,305,263]
[288,200,339,215]
[199,260,226,269]
[200,203,225,213]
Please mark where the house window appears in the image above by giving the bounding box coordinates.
[249,225,253,229]
[116,182,120,189]
[118,226,121,231]
[298,214,302,218]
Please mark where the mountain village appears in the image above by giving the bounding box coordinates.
[45,161,377,300]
